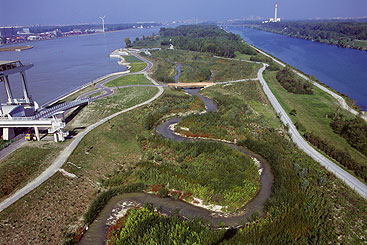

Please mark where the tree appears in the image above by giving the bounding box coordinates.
[124,37,132,47]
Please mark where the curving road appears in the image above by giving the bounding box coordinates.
[255,63,367,199]
[0,51,164,213]
[215,50,367,199]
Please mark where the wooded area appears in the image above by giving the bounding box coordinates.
[133,25,256,57]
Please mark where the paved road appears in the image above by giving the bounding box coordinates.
[0,51,164,213]
[215,50,367,199]
[0,137,26,161]
[256,64,367,199]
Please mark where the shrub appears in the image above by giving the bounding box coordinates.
[276,67,314,94]
[330,117,367,156]
[266,63,281,71]
[250,55,273,64]
[144,112,155,130]
[304,131,367,182]
[158,187,169,197]
[114,206,223,244]
[84,183,146,225]
[290,109,297,116]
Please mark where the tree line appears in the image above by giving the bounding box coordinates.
[304,131,367,182]
[133,25,256,58]
[254,20,367,50]
[330,116,367,156]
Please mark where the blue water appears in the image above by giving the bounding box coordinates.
[0,28,159,105]
[227,26,367,110]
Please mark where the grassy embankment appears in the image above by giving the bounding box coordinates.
[145,49,260,83]
[104,74,152,87]
[123,55,147,73]
[237,48,367,182]
[263,67,367,183]
[0,143,63,202]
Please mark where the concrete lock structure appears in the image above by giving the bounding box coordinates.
[0,60,89,142]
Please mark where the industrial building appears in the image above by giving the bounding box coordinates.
[262,1,281,23]
[0,60,89,142]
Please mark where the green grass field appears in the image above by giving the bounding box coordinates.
[0,144,62,201]
[264,70,367,181]
[104,74,152,87]
[129,62,147,73]
[123,55,143,63]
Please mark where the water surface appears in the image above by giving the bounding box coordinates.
[0,28,159,105]
[227,26,367,110]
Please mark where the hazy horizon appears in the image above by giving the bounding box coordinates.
[1,0,366,26]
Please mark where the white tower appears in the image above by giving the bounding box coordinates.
[99,16,106,32]
[269,1,280,22]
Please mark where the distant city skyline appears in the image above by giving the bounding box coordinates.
[0,0,366,26]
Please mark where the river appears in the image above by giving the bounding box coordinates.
[226,26,367,110]
[0,28,159,105]
[79,63,273,244]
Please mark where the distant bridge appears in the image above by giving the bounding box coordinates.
[167,82,214,88]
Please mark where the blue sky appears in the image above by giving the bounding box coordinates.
[1,0,366,26]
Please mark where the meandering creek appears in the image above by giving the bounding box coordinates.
[79,64,273,244]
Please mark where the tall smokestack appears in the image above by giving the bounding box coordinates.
[275,1,278,21]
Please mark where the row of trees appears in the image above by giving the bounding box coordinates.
[330,116,367,156]
[276,67,314,94]
[304,131,367,182]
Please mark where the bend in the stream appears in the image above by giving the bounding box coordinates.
[79,61,273,245]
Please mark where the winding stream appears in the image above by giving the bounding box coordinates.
[79,64,273,245]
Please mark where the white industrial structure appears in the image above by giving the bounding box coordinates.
[269,1,280,22]
[0,60,89,142]
[99,16,106,32]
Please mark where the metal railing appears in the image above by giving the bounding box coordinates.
[35,98,89,119]
[0,98,89,121]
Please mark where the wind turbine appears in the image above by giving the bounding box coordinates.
[99,16,106,32]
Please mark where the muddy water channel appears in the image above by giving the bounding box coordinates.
[79,65,273,244]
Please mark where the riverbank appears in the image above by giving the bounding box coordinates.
[239,24,367,52]
[0,45,33,52]
[226,26,367,111]
[249,45,367,118]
